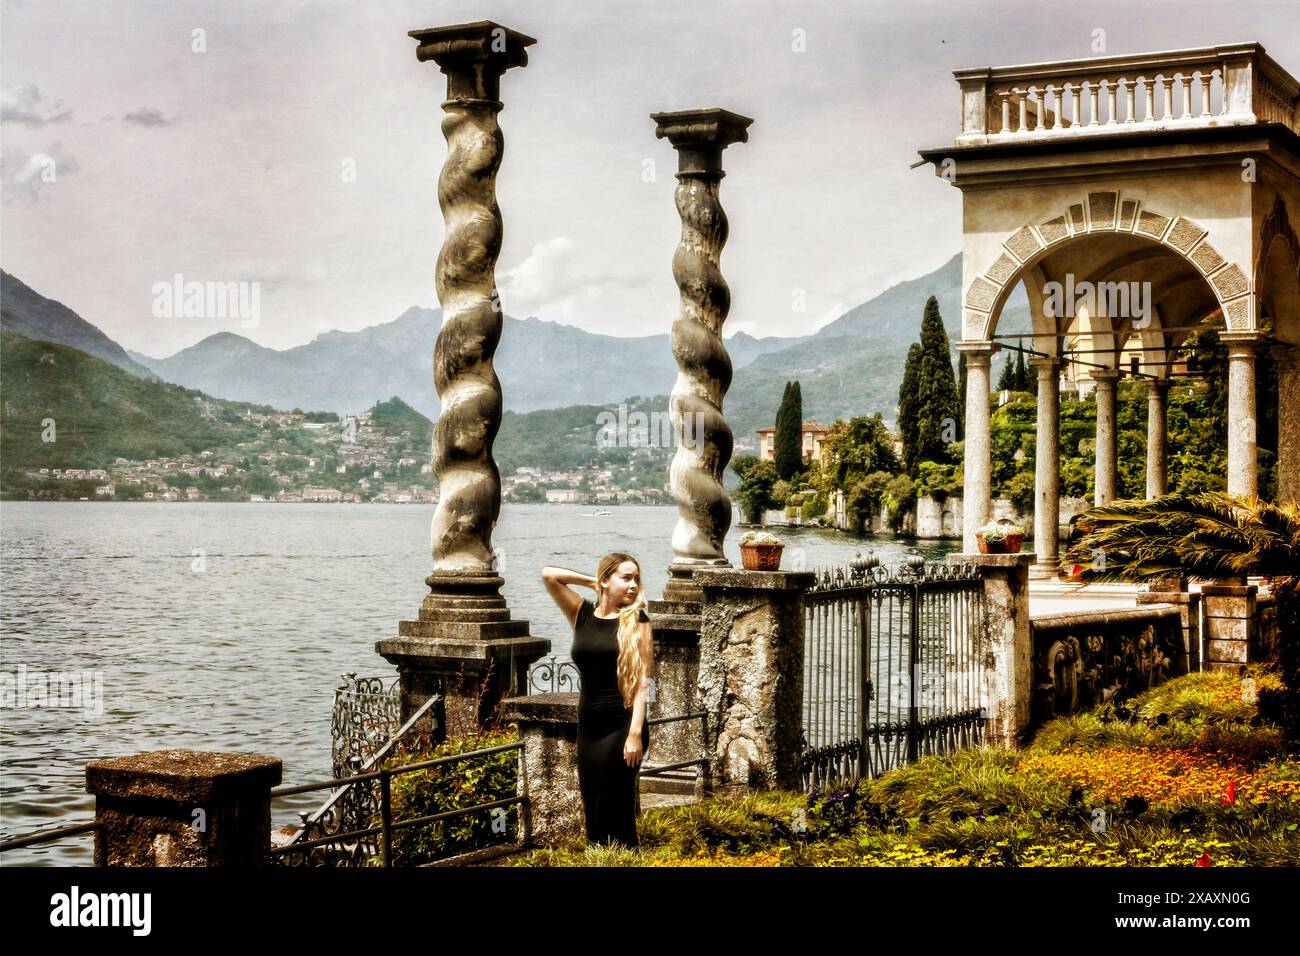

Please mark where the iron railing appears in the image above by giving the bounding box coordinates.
[800,554,987,791]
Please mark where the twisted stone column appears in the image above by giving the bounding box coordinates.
[1146,378,1170,499]
[377,21,547,737]
[1029,356,1060,578]
[651,109,752,602]
[1221,332,1259,498]
[1090,368,1120,505]
[414,20,533,577]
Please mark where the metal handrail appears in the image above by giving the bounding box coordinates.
[0,818,100,853]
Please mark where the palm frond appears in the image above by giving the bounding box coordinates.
[1063,492,1300,583]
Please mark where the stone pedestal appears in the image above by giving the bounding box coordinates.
[691,568,814,797]
[638,603,704,796]
[85,750,281,866]
[1201,583,1259,672]
[947,552,1034,748]
[376,572,550,740]
[500,694,583,849]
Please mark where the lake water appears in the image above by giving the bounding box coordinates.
[0,501,957,865]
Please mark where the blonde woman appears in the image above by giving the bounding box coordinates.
[541,552,653,849]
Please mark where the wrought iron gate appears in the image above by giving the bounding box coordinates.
[800,554,987,790]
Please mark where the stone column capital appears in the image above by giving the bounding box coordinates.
[1026,354,1060,369]
[652,108,753,180]
[1146,377,1172,395]
[955,340,998,364]
[409,20,536,102]
[1218,330,1262,356]
[1088,368,1121,383]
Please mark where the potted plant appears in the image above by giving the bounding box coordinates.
[976,519,1024,554]
[739,530,785,571]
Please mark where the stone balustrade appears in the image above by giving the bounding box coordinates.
[955,42,1299,144]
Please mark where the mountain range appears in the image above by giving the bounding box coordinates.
[1,256,1030,448]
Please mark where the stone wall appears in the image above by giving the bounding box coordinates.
[1028,605,1185,732]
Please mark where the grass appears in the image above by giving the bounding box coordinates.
[507,664,1300,866]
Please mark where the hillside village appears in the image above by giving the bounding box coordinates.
[18,407,677,505]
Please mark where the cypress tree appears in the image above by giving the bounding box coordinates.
[1014,350,1028,391]
[997,354,1016,391]
[957,350,967,433]
[774,381,802,479]
[898,342,922,474]
[912,296,961,470]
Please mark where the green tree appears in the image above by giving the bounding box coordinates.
[909,296,961,474]
[898,342,922,473]
[737,459,779,522]
[956,350,967,432]
[774,380,803,480]
[997,354,1016,392]
[813,414,900,501]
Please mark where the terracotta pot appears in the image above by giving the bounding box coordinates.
[976,533,1008,555]
[1004,532,1024,553]
[740,542,784,571]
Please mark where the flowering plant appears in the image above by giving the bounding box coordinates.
[739,530,783,546]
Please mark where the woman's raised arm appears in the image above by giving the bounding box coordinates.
[541,566,596,629]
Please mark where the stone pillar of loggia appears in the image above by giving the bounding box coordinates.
[956,341,996,553]
[1146,379,1170,499]
[1090,368,1120,506]
[1029,356,1060,579]
[1274,344,1300,505]
[1220,331,1259,498]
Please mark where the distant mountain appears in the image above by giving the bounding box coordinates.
[0,329,270,473]
[5,253,1034,462]
[127,309,813,418]
[0,271,159,380]
[724,253,1032,443]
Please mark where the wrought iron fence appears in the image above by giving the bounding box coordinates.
[269,723,524,867]
[800,553,987,791]
[527,654,581,694]
[332,672,403,778]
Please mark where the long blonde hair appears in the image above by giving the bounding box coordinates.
[595,552,651,710]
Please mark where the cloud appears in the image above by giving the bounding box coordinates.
[1,84,72,127]
[1,142,79,202]
[496,237,654,322]
[122,107,173,128]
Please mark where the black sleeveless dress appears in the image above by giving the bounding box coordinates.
[571,598,651,849]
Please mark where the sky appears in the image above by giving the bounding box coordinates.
[2,0,1298,357]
